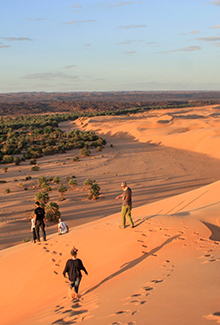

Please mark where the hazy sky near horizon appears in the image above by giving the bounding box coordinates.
[1,0,220,93]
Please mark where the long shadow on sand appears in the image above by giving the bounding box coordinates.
[202,221,220,242]
[84,234,180,296]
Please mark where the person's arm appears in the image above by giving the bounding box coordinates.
[63,261,69,278]
[66,225,69,233]
[115,193,123,200]
[58,223,60,234]
[79,260,88,275]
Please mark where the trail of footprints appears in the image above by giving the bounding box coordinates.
[111,226,176,323]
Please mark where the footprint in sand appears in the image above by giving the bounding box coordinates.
[151,279,164,284]
[144,286,154,291]
[131,300,147,305]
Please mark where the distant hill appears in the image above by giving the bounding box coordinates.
[0,91,220,116]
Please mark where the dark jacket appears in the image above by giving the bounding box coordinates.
[63,258,88,282]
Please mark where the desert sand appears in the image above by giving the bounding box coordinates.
[1,104,220,325]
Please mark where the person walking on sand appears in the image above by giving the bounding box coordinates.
[58,218,69,235]
[63,247,88,299]
[34,201,46,242]
[115,181,134,229]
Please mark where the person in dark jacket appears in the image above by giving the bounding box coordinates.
[63,247,88,299]
[34,201,46,241]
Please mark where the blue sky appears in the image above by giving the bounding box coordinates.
[1,0,220,93]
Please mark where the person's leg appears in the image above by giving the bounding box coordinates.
[74,277,81,294]
[35,221,40,241]
[121,206,127,228]
[40,221,46,241]
[33,228,37,242]
[127,205,134,227]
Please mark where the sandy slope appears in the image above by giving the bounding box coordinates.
[1,105,220,325]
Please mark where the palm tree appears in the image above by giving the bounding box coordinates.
[45,202,60,222]
[35,191,49,204]
[68,179,77,190]
[58,184,67,200]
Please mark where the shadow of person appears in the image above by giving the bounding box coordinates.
[84,234,181,296]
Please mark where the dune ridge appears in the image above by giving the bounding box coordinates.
[1,105,220,324]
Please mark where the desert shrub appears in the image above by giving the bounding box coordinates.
[110,144,113,147]
[18,182,24,187]
[24,187,28,191]
[47,176,54,181]
[68,179,78,189]
[84,178,94,189]
[45,201,61,222]
[53,176,60,184]
[41,182,52,192]
[5,188,11,194]
[23,237,30,243]
[0,180,7,183]
[31,165,40,171]
[3,155,14,164]
[30,158,37,165]
[80,147,91,157]
[72,156,79,162]
[2,167,8,173]
[14,157,21,165]
[58,184,67,200]
[88,183,100,200]
[96,146,102,152]
[38,176,47,187]
[35,191,49,204]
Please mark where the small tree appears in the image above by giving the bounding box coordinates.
[88,183,100,200]
[58,184,67,200]
[45,202,61,222]
[35,191,49,204]
[68,179,78,190]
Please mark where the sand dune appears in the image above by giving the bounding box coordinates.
[1,105,220,324]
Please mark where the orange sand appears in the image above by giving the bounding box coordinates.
[1,105,220,325]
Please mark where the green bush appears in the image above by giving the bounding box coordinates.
[53,176,60,184]
[80,148,91,157]
[68,179,78,189]
[72,156,79,162]
[14,157,21,165]
[84,178,94,188]
[88,183,100,200]
[30,158,37,165]
[3,155,14,164]
[31,165,40,171]
[5,188,11,194]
